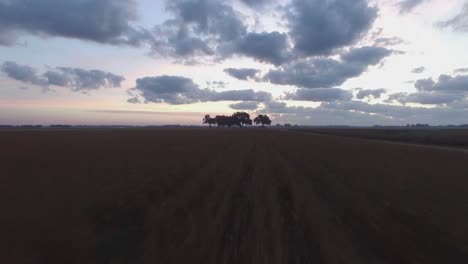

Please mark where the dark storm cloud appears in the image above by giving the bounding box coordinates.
[0,0,145,46]
[224,68,260,80]
[263,47,392,88]
[286,0,377,56]
[356,88,387,99]
[283,88,353,102]
[397,0,425,14]
[229,101,260,110]
[0,61,124,91]
[132,75,272,105]
[438,2,468,32]
[411,67,426,73]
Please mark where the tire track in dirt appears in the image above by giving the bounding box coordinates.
[272,133,468,263]
[142,139,244,263]
[269,137,364,264]
[266,144,323,264]
[215,141,256,264]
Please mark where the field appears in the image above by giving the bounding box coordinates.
[2,128,468,263]
[295,127,468,149]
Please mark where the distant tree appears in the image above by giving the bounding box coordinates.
[215,115,232,128]
[232,112,252,128]
[254,114,272,128]
[203,114,217,128]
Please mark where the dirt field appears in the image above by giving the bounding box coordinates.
[2,129,468,263]
[296,127,468,149]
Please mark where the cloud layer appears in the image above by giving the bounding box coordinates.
[263,46,392,88]
[287,0,377,56]
[0,0,149,46]
[132,75,272,104]
[1,61,124,91]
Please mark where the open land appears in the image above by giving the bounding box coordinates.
[295,127,468,149]
[1,128,468,263]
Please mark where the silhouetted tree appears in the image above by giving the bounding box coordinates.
[205,112,254,128]
[254,114,272,128]
[203,115,217,128]
[215,115,232,128]
[232,112,252,128]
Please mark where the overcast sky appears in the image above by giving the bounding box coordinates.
[1,0,468,126]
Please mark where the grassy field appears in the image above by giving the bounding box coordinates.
[1,129,468,263]
[295,127,468,149]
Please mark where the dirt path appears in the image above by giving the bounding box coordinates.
[2,129,468,263]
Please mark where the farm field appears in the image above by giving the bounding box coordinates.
[295,127,468,149]
[1,128,468,264]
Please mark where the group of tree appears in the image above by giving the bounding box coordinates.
[203,112,271,128]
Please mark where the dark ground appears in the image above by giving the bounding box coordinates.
[1,129,468,263]
[296,127,468,149]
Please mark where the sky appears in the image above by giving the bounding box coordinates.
[1,0,468,126]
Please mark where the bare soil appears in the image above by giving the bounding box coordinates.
[296,127,468,149]
[1,129,468,263]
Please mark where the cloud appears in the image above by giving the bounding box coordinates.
[415,74,468,92]
[229,101,260,110]
[397,0,425,14]
[386,73,468,105]
[286,0,377,56]
[239,0,270,8]
[284,88,353,102]
[44,68,125,91]
[132,75,272,104]
[0,61,124,91]
[373,37,405,46]
[167,0,246,42]
[224,68,260,80]
[438,2,468,32]
[319,101,468,124]
[259,98,468,126]
[411,66,425,73]
[454,68,468,74]
[151,0,246,58]
[206,81,228,88]
[388,91,461,105]
[263,46,392,88]
[1,61,44,85]
[231,32,291,65]
[0,0,146,46]
[356,88,387,99]
[341,46,392,65]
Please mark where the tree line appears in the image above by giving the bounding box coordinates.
[203,112,272,128]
